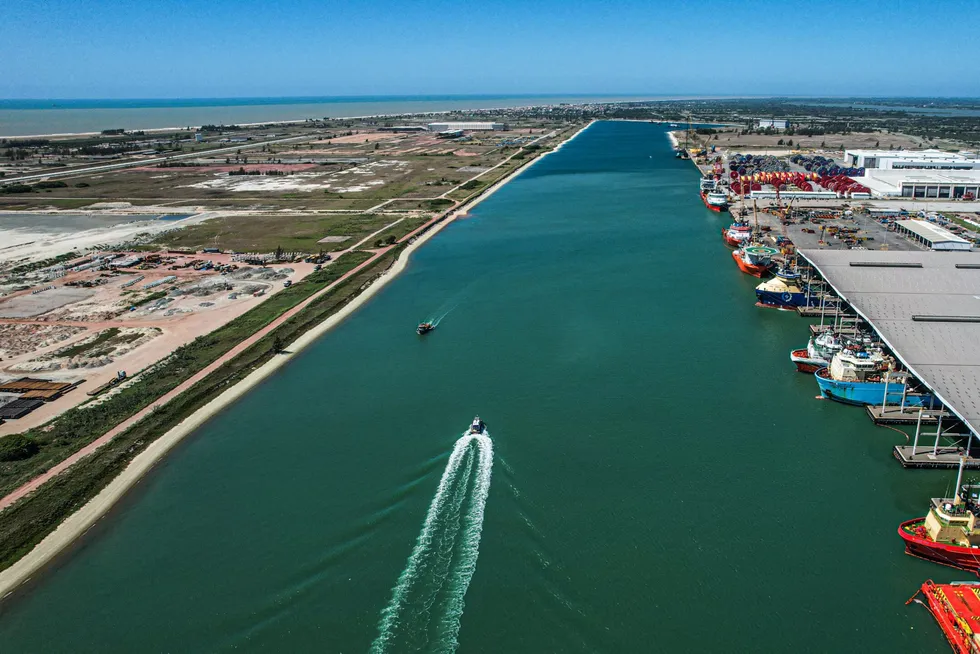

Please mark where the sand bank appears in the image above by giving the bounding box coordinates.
[0,122,594,600]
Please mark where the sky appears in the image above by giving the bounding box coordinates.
[3,0,978,99]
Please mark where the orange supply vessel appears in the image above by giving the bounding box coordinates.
[908,580,980,653]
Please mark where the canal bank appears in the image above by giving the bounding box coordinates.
[0,121,958,652]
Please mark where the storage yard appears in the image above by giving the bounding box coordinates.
[0,249,316,433]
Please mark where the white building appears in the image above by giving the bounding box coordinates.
[426,122,505,132]
[844,148,980,171]
[894,220,972,251]
[757,119,789,130]
[857,169,980,199]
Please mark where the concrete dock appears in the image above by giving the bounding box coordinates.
[867,405,947,425]
[893,446,980,469]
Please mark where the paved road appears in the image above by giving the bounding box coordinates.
[0,247,389,512]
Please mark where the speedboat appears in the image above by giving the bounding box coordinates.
[417,321,434,335]
[469,415,486,435]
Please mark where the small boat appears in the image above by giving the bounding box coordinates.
[814,349,936,406]
[899,461,980,574]
[417,321,434,335]
[732,245,777,277]
[789,331,843,373]
[468,415,486,435]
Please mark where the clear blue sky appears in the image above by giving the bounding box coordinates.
[3,0,977,99]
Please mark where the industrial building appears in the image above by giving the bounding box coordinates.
[798,249,980,440]
[844,149,980,171]
[894,220,973,251]
[757,119,789,130]
[378,126,427,133]
[856,169,980,199]
[426,122,505,132]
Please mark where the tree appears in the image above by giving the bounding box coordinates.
[787,139,794,147]
[777,138,784,145]
[273,334,285,354]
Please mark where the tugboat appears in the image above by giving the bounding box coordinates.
[899,459,980,574]
[722,221,752,248]
[815,349,935,406]
[701,190,729,213]
[417,321,434,335]
[732,245,778,277]
[468,415,486,435]
[789,331,844,373]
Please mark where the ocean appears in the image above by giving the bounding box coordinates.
[0,121,955,652]
[0,94,662,137]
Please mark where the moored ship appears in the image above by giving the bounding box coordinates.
[815,349,936,406]
[722,221,752,248]
[789,331,844,373]
[732,245,777,277]
[701,190,729,213]
[907,579,980,653]
[754,268,813,309]
[899,461,980,574]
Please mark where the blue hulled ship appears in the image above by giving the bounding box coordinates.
[815,350,937,407]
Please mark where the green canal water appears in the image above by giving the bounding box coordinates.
[0,121,963,652]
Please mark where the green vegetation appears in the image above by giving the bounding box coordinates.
[424,198,454,211]
[8,251,81,276]
[0,248,389,572]
[57,328,120,358]
[460,179,483,191]
[150,213,428,253]
[0,435,39,463]
[0,184,32,194]
[32,181,69,190]
[130,290,168,308]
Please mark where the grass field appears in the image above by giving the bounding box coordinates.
[149,212,429,252]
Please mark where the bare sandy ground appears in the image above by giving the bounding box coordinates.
[0,122,595,600]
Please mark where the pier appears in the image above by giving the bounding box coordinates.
[893,446,980,469]
[866,405,947,426]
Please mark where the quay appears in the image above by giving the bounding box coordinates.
[893,446,980,469]
[866,405,947,426]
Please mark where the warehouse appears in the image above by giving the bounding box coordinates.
[757,119,789,130]
[844,149,980,171]
[426,122,505,132]
[894,220,973,251]
[857,169,980,199]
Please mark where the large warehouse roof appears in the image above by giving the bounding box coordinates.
[799,249,980,437]
[895,219,973,250]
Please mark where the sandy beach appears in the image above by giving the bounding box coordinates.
[0,122,594,599]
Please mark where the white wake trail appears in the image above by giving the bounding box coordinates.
[372,431,494,653]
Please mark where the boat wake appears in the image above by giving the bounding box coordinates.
[371,431,493,653]
[428,303,458,328]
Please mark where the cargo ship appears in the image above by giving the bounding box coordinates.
[754,268,814,309]
[732,245,778,277]
[907,579,980,653]
[815,348,937,406]
[789,331,844,373]
[899,461,980,575]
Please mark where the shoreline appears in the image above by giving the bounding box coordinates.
[0,120,594,600]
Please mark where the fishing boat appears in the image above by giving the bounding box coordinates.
[469,415,486,435]
[789,331,844,373]
[417,321,434,335]
[754,269,813,309]
[907,579,980,653]
[815,349,935,406]
[732,245,778,277]
[899,461,980,574]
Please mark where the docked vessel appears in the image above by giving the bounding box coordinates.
[789,331,844,373]
[468,415,486,435]
[754,269,813,309]
[732,245,778,277]
[722,221,752,248]
[701,190,729,212]
[815,349,935,406]
[417,321,434,335]
[907,579,980,653]
[899,463,980,574]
